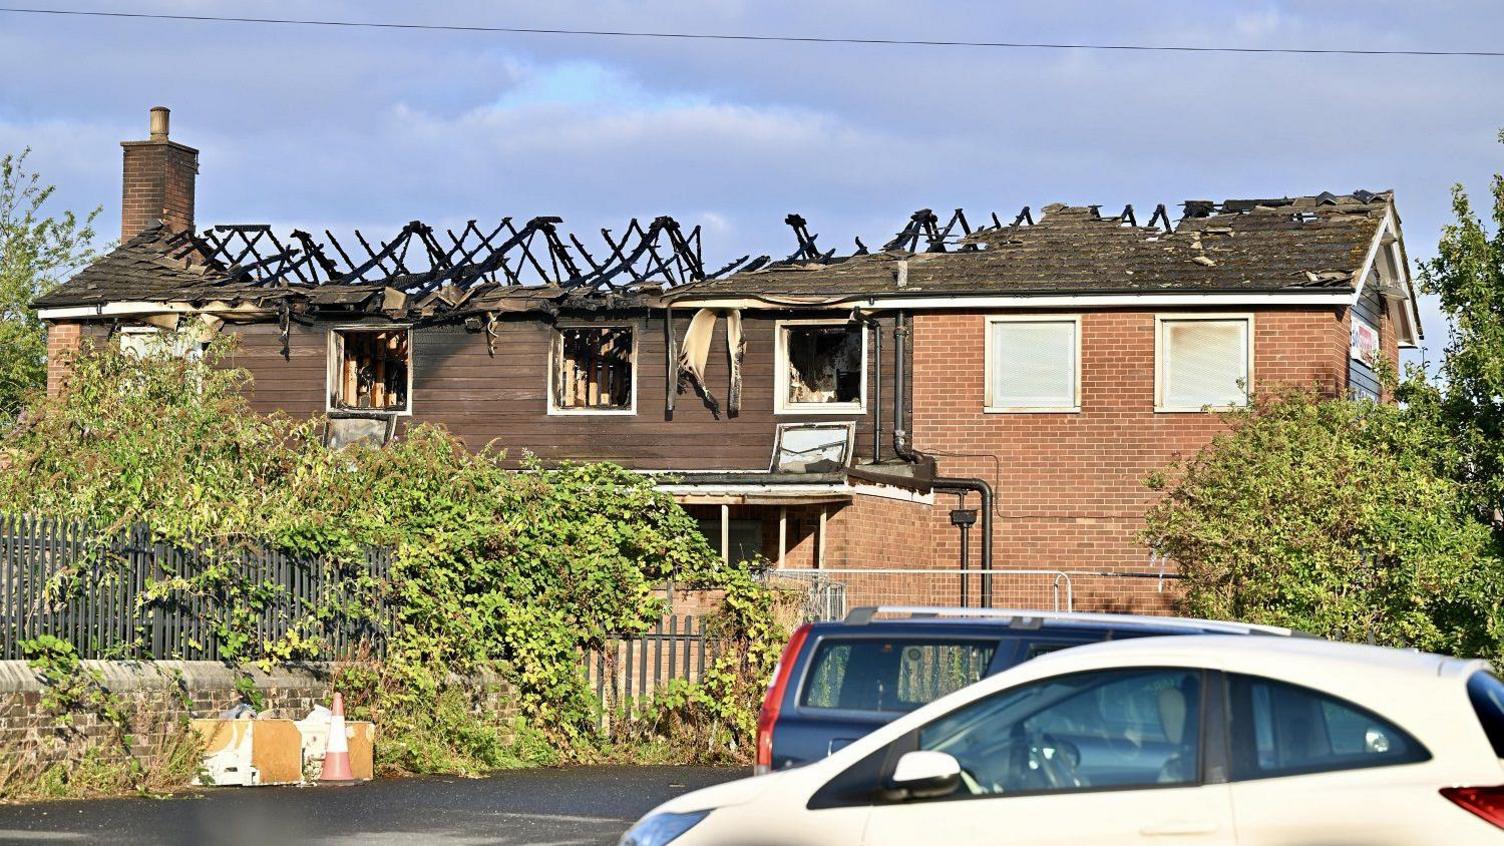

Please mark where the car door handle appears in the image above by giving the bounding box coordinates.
[1139,820,1219,837]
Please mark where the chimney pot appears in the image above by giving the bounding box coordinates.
[149,106,170,141]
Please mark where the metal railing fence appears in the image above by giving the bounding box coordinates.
[763,567,1074,622]
[0,514,393,661]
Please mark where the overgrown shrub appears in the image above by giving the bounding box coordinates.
[608,569,804,764]
[0,335,734,779]
[1143,387,1504,658]
[0,637,203,801]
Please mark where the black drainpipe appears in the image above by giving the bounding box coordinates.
[871,315,882,463]
[933,477,994,607]
[892,311,918,463]
[890,310,996,607]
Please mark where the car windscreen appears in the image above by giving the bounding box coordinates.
[1467,670,1504,758]
[799,637,997,713]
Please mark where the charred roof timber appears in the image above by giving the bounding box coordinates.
[33,190,1400,317]
[168,215,763,295]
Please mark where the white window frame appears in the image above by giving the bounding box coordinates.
[1154,314,1254,413]
[983,314,1082,413]
[769,421,857,472]
[547,321,640,416]
[326,324,414,417]
[118,325,205,361]
[773,318,868,415]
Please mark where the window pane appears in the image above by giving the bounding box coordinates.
[773,424,852,472]
[693,518,762,564]
[1164,320,1248,408]
[989,321,1075,408]
[785,325,862,405]
[919,668,1202,795]
[556,327,633,410]
[800,639,996,712]
[1228,674,1428,780]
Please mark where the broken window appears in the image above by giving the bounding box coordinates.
[553,326,635,412]
[329,328,410,413]
[778,322,864,411]
[771,422,855,473]
[324,413,397,449]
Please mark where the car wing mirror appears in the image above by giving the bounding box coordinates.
[886,750,961,800]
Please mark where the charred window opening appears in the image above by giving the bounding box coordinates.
[553,326,635,412]
[330,328,410,412]
[780,323,864,410]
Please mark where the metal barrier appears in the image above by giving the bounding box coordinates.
[764,568,1073,622]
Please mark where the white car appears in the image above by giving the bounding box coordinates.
[621,635,1504,845]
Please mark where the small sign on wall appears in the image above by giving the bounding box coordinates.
[1350,317,1380,362]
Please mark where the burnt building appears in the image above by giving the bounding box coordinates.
[37,109,1422,613]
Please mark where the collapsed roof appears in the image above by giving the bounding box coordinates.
[35,214,745,317]
[36,191,1410,323]
[669,192,1403,303]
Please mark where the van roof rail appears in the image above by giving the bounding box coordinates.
[841,606,1307,637]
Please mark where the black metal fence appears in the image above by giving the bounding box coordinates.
[0,514,393,661]
[583,614,717,720]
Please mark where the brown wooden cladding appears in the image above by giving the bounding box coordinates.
[220,310,901,471]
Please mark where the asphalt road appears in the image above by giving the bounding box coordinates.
[0,766,744,846]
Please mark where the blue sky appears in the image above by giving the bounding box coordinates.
[2,1,1502,365]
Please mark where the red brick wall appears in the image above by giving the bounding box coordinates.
[824,493,936,569]
[120,140,197,239]
[905,306,1348,612]
[44,321,82,397]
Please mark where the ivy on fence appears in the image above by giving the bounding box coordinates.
[0,336,781,779]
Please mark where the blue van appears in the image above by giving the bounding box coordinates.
[754,606,1300,774]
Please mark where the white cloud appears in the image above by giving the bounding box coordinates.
[1,0,1501,359]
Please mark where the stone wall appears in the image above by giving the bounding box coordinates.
[0,661,513,778]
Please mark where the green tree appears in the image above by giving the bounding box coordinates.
[1419,129,1504,529]
[1143,388,1504,659]
[0,149,101,422]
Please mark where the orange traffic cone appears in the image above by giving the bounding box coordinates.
[320,692,355,783]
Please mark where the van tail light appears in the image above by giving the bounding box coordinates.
[754,623,812,776]
[1441,785,1504,829]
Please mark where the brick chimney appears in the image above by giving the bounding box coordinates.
[120,106,198,240]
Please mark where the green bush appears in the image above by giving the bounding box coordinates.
[0,335,730,774]
[608,569,803,765]
[1144,387,1504,659]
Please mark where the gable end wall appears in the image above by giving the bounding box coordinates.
[903,305,1348,612]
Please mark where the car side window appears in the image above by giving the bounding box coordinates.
[1227,673,1428,781]
[916,668,1203,797]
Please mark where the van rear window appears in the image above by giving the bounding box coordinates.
[1467,671,1504,758]
[799,638,996,713]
